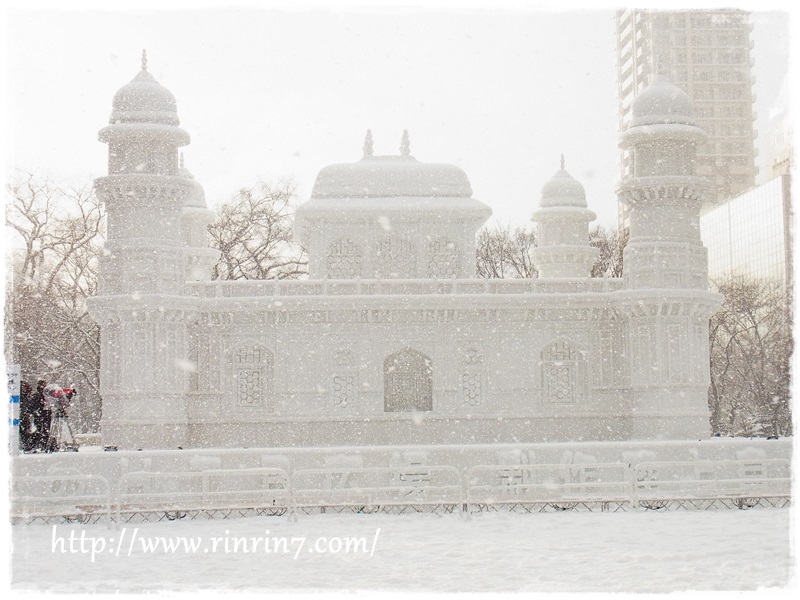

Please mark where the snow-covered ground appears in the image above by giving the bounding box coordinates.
[11,508,793,593]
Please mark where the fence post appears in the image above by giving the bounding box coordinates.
[628,463,638,512]
[114,474,125,529]
[461,467,469,517]
[288,470,298,522]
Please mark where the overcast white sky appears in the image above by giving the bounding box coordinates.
[2,1,793,228]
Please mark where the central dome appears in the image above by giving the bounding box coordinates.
[311,155,473,199]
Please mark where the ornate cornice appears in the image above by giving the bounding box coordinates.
[617,176,708,207]
[95,175,194,207]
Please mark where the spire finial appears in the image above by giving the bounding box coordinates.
[363,129,374,158]
[400,129,410,157]
[141,49,148,72]
[560,154,565,170]
[180,152,185,169]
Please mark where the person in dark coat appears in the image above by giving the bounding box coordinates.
[31,379,51,452]
[18,381,35,452]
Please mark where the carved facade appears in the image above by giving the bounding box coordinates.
[87,59,721,449]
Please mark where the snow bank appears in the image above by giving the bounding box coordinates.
[11,509,792,592]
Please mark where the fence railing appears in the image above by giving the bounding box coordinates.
[10,459,792,522]
[11,473,112,522]
[632,459,791,501]
[467,463,633,506]
[291,466,463,513]
[115,468,290,521]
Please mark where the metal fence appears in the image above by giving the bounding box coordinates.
[632,459,791,511]
[10,459,792,524]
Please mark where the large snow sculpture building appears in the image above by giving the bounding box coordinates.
[87,57,721,449]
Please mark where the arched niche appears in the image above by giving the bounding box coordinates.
[384,347,433,412]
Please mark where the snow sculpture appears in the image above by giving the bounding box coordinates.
[541,339,588,405]
[88,57,719,449]
[530,156,599,278]
[384,348,434,412]
[88,52,211,448]
[295,130,491,279]
[617,75,721,439]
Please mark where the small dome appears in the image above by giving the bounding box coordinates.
[178,165,206,208]
[110,68,179,126]
[540,168,587,208]
[629,75,696,128]
[311,155,473,198]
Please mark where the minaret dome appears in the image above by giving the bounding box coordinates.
[629,74,696,128]
[109,50,180,126]
[539,166,588,209]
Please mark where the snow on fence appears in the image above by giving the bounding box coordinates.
[632,459,791,502]
[291,466,463,514]
[11,473,112,523]
[115,468,290,522]
[10,459,792,523]
[467,463,633,507]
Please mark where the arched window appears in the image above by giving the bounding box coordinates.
[327,238,362,278]
[231,343,274,410]
[541,339,587,404]
[384,348,433,412]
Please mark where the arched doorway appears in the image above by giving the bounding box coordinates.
[384,348,433,412]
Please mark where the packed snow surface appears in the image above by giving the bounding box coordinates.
[12,508,792,593]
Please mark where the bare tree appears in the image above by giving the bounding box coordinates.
[477,222,627,279]
[209,181,308,280]
[708,276,792,437]
[590,224,627,278]
[476,224,537,278]
[5,171,105,432]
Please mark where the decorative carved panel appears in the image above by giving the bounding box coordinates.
[460,373,483,407]
[332,374,357,408]
[232,344,274,409]
[374,238,416,278]
[427,238,459,278]
[461,347,483,365]
[327,238,362,278]
[541,339,586,404]
[237,369,263,407]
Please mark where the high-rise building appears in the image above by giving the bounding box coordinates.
[615,9,758,228]
[700,174,792,289]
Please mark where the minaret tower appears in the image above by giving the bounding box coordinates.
[616,75,722,439]
[530,156,598,278]
[95,50,192,295]
[88,52,198,448]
